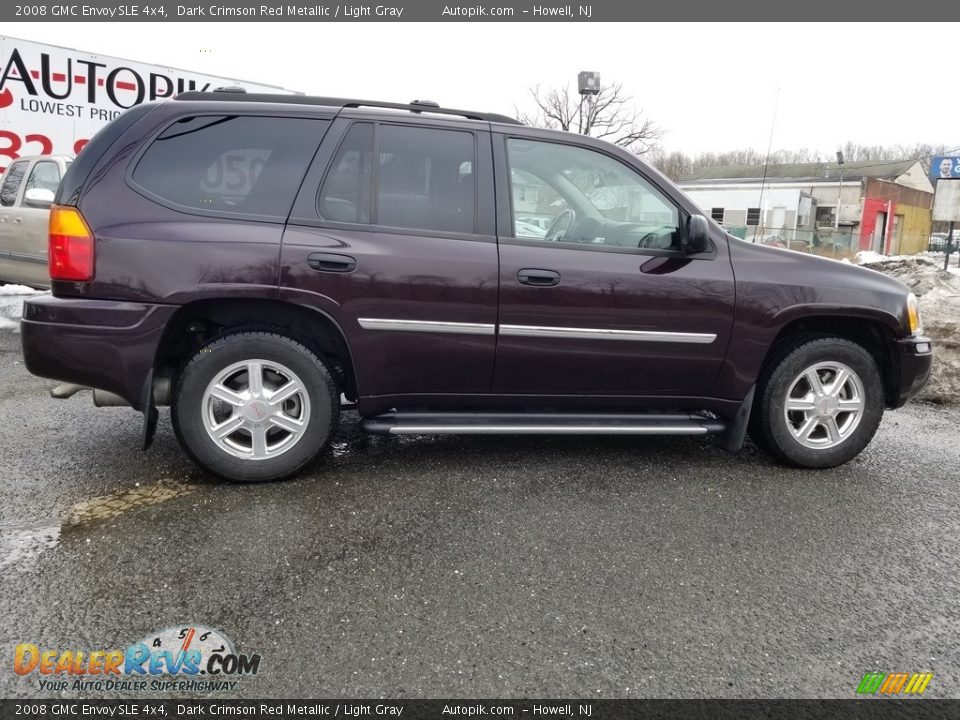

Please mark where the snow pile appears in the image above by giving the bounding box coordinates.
[854,253,960,403]
[0,283,43,296]
[854,252,960,295]
[0,283,45,333]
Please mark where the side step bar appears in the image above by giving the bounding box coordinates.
[361,412,726,436]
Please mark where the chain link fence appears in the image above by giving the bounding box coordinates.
[722,225,935,259]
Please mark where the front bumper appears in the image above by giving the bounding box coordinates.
[20,295,176,410]
[891,334,933,408]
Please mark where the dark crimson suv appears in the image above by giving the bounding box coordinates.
[20,92,932,481]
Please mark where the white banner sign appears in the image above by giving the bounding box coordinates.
[933,179,960,223]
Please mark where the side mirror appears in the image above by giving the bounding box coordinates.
[685,214,710,254]
[23,187,55,209]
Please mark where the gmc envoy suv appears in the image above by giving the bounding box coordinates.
[20,92,932,482]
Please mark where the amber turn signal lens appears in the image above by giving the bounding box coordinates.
[906,293,922,335]
[49,205,94,282]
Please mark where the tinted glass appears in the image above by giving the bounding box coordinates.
[506,138,680,251]
[0,160,29,207]
[133,115,328,218]
[25,161,62,194]
[57,103,154,206]
[318,123,373,224]
[378,125,475,234]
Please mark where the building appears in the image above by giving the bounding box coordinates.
[679,160,934,254]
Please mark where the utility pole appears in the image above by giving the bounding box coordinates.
[835,150,845,233]
[946,221,955,272]
[578,71,600,136]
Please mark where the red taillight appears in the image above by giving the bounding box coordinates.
[49,205,94,282]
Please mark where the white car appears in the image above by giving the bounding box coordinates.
[0,155,72,289]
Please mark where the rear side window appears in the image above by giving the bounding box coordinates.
[1,160,29,207]
[378,125,475,234]
[319,123,373,224]
[317,123,477,235]
[132,115,328,219]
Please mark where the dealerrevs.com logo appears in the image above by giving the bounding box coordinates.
[13,625,262,693]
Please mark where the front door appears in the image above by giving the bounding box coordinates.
[492,134,735,397]
[281,118,499,400]
[14,159,62,264]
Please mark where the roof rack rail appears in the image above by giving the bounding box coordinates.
[174,91,523,125]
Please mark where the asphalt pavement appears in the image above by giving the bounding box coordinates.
[1,309,959,699]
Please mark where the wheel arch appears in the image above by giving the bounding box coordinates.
[152,298,359,401]
[761,315,901,407]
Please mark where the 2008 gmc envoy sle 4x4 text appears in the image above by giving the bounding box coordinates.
[20,91,932,482]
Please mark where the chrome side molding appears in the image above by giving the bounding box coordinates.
[499,324,716,343]
[358,318,716,344]
[357,318,496,336]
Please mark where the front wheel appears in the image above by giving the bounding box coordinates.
[749,337,885,468]
[172,332,340,482]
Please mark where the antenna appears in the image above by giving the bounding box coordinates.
[756,87,780,242]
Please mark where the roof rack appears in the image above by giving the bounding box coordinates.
[174,91,523,125]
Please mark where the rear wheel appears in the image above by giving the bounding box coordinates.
[750,337,884,468]
[172,332,339,482]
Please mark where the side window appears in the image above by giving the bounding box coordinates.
[132,115,328,218]
[506,138,680,251]
[25,161,62,194]
[378,125,476,234]
[0,160,29,207]
[511,168,568,239]
[318,123,373,224]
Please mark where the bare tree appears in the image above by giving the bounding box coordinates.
[650,142,956,182]
[517,82,662,155]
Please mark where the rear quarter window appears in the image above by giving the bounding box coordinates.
[131,115,328,219]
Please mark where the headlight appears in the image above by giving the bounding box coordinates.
[906,292,922,335]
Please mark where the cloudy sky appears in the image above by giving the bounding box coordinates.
[10,22,959,156]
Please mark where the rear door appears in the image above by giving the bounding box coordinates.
[281,117,499,400]
[492,132,735,397]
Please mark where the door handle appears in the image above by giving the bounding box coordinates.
[13,216,21,224]
[517,268,560,287]
[308,252,356,273]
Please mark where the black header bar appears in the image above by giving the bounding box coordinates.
[2,0,958,22]
[2,699,959,720]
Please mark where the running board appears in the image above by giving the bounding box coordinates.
[361,412,726,436]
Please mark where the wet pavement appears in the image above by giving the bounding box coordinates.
[1,292,959,699]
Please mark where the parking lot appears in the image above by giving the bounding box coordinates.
[1,304,959,699]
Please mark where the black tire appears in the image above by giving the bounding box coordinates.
[749,337,884,469]
[172,331,340,482]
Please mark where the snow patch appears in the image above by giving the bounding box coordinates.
[854,253,960,403]
[853,250,886,265]
[0,286,47,331]
[0,284,43,296]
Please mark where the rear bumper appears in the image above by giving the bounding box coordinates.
[20,295,176,410]
[891,335,933,408]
